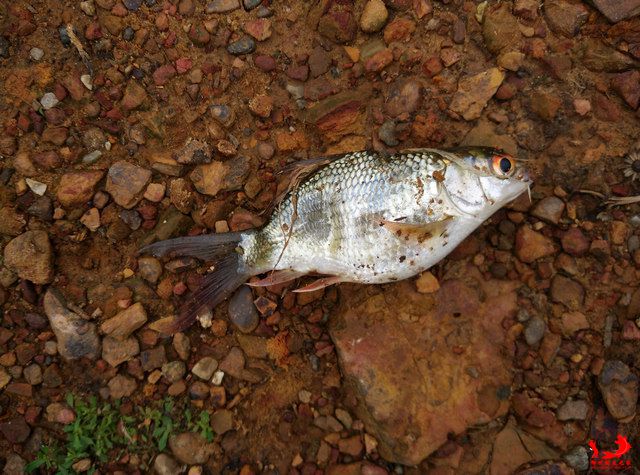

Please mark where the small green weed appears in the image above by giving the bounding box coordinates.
[26,395,215,474]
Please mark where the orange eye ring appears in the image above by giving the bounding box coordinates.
[491,154,515,177]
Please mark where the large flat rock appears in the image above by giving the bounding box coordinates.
[329,267,519,465]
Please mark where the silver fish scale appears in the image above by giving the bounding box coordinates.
[239,150,458,283]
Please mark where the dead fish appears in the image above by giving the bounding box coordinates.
[140,147,531,331]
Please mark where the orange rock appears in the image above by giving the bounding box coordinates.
[330,269,518,464]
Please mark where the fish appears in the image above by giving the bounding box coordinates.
[140,147,531,332]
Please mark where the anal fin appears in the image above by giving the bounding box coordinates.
[246,269,305,287]
[292,276,342,293]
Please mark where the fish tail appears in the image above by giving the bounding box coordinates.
[139,233,250,333]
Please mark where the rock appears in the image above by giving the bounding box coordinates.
[482,4,520,54]
[43,289,101,360]
[531,196,565,224]
[318,7,357,43]
[189,24,210,46]
[4,230,53,284]
[360,0,388,33]
[461,120,518,155]
[141,346,167,372]
[192,356,218,380]
[578,38,640,72]
[0,367,10,390]
[100,302,148,339]
[40,92,59,110]
[228,286,259,333]
[495,52,523,72]
[415,271,439,293]
[339,436,363,457]
[515,226,555,263]
[330,273,518,464]
[23,364,42,385]
[0,207,26,236]
[588,0,640,22]
[556,400,589,421]
[544,0,588,37]
[189,157,250,196]
[243,0,261,10]
[550,275,584,310]
[611,70,640,109]
[530,90,562,121]
[106,161,152,209]
[286,64,309,81]
[598,360,638,421]
[175,139,211,165]
[144,183,166,202]
[102,335,139,367]
[172,333,190,361]
[57,171,105,207]
[138,256,163,283]
[307,87,369,142]
[560,311,589,335]
[108,374,137,399]
[248,94,273,119]
[0,417,31,443]
[169,432,216,464]
[211,409,234,434]
[449,68,504,120]
[309,46,331,78]
[3,453,26,474]
[153,65,177,86]
[364,48,393,72]
[244,18,271,41]
[383,17,416,44]
[121,80,147,111]
[162,361,186,383]
[33,151,62,170]
[206,0,240,13]
[378,120,398,146]
[573,98,591,116]
[254,54,276,71]
[384,78,421,118]
[219,346,245,379]
[561,228,589,256]
[154,454,181,475]
[123,0,142,10]
[524,317,545,346]
[227,36,256,55]
[489,419,557,475]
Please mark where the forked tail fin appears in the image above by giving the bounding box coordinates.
[139,233,249,332]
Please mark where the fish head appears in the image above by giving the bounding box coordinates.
[441,147,532,219]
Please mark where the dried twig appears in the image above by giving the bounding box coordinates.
[606,195,640,207]
[66,24,93,75]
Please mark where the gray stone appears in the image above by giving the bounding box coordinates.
[40,93,59,110]
[556,399,589,421]
[228,286,259,333]
[524,317,546,346]
[227,36,256,55]
[192,356,218,380]
[43,289,101,360]
[162,361,186,383]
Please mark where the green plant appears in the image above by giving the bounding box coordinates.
[26,394,214,474]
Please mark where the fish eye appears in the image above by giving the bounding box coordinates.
[491,154,515,178]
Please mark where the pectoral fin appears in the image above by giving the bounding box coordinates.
[292,276,343,293]
[246,269,305,287]
[381,216,453,243]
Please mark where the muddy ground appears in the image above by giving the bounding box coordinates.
[1,0,640,473]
